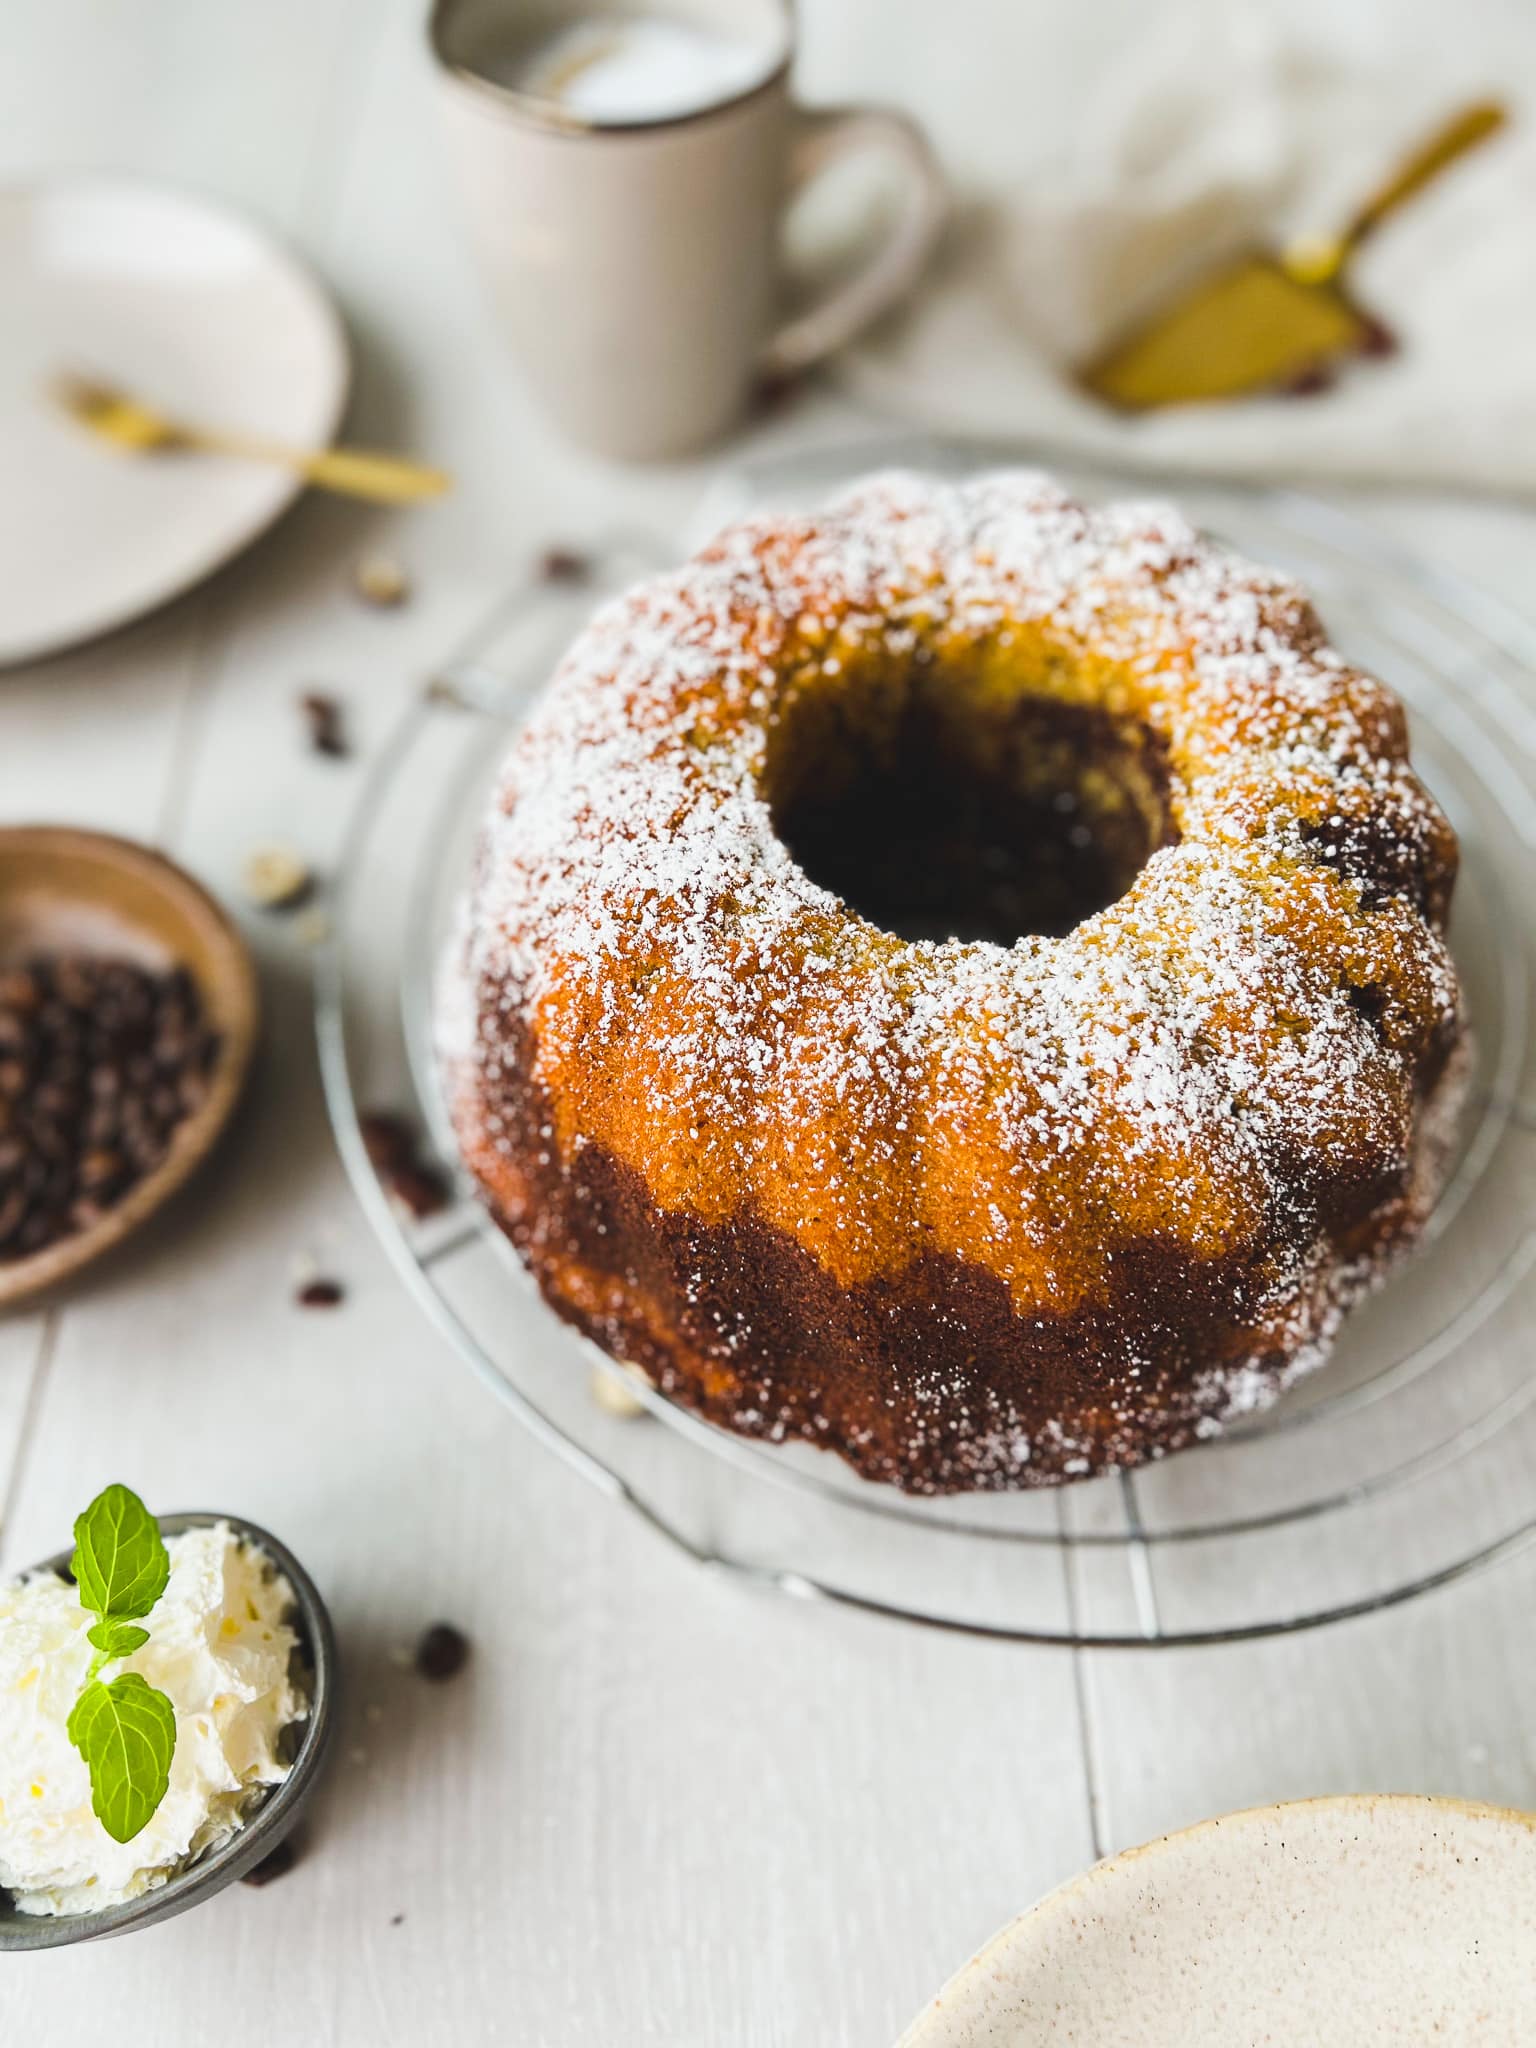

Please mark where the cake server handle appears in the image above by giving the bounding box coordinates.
[1282,99,1507,286]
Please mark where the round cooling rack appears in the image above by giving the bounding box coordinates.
[316,438,1536,1646]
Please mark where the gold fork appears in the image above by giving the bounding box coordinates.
[49,372,452,505]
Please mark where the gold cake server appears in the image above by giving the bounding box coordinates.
[1080,100,1506,411]
[49,373,452,505]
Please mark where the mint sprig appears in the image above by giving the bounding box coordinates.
[66,1484,177,1843]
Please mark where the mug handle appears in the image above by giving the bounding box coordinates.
[761,106,947,380]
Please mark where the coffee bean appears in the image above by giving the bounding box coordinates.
[31,1121,70,1163]
[358,1110,414,1170]
[240,1839,298,1888]
[84,1104,119,1148]
[296,1277,345,1308]
[52,962,95,1009]
[1280,361,1336,399]
[414,1623,470,1682]
[0,952,217,1264]
[0,969,42,1014]
[132,1131,168,1173]
[386,1162,450,1221]
[752,367,806,415]
[537,545,593,585]
[79,1149,125,1194]
[359,1111,452,1219]
[33,1080,80,1123]
[300,691,349,759]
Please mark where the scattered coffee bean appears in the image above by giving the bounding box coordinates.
[751,366,805,415]
[414,1622,470,1682]
[0,955,220,1264]
[354,554,410,608]
[300,691,349,759]
[241,1838,298,1888]
[387,1161,450,1221]
[296,1277,345,1308]
[359,1110,450,1220]
[358,1110,414,1172]
[537,545,593,586]
[242,846,314,912]
[1280,361,1337,399]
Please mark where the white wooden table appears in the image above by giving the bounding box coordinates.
[4,5,1536,2043]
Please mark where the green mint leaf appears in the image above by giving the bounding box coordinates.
[67,1674,178,1845]
[86,1619,151,1658]
[70,1484,169,1626]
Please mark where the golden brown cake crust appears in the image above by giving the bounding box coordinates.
[440,472,1465,1492]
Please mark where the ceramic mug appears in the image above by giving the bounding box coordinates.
[429,0,946,458]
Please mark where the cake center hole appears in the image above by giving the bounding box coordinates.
[772,689,1177,944]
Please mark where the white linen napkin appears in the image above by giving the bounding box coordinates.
[800,0,1536,494]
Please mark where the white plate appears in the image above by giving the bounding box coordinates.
[0,176,349,667]
[900,1796,1536,2046]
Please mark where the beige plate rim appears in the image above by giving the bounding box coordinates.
[899,1792,1536,2047]
[0,825,259,1308]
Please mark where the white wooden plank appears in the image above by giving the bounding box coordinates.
[1076,1544,1536,1861]
[0,602,215,835]
[0,0,368,222]
[0,1313,55,1546]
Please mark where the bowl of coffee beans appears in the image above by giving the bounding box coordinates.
[0,828,258,1305]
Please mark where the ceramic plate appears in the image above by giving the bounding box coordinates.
[900,1796,1536,2046]
[0,175,349,667]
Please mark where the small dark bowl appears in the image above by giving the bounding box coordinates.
[0,1512,336,1949]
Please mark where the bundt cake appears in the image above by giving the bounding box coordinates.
[439,471,1466,1493]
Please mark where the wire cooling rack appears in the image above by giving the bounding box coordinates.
[316,437,1536,1645]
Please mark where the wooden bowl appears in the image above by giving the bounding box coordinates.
[0,827,258,1308]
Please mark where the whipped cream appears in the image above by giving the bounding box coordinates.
[0,1522,307,1916]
